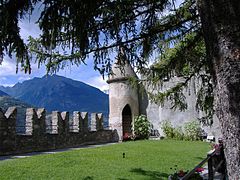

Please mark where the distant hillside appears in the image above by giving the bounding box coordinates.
[0,75,109,116]
[0,96,31,111]
[0,90,9,96]
[0,89,31,116]
[0,95,34,132]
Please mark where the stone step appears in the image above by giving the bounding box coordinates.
[149,136,161,140]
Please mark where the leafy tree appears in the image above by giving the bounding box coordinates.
[0,0,239,178]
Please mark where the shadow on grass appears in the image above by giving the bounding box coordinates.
[195,156,205,161]
[130,168,169,180]
[83,176,94,180]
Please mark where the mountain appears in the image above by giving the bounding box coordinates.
[0,95,33,115]
[0,75,109,115]
[0,90,9,96]
[0,92,34,132]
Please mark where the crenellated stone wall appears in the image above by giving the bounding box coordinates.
[0,107,118,156]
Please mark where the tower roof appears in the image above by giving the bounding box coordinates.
[107,52,138,84]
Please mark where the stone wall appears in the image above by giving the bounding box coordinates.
[0,107,118,156]
[139,77,222,140]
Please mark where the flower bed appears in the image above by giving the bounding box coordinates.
[168,166,205,180]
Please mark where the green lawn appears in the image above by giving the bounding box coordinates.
[0,140,210,180]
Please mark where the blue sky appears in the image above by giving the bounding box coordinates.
[0,5,109,91]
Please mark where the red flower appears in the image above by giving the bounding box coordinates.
[123,133,130,140]
[178,170,186,177]
[195,167,204,173]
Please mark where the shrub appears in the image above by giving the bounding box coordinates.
[161,120,202,141]
[161,120,175,138]
[173,126,184,140]
[132,115,150,139]
[184,120,202,141]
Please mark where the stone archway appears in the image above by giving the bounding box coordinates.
[122,104,132,136]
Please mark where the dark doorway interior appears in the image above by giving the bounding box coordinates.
[122,104,132,136]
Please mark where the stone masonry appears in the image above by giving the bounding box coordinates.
[107,59,139,141]
[0,107,118,155]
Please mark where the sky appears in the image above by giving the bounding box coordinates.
[0,56,109,91]
[0,4,109,92]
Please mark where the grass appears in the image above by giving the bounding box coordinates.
[0,140,210,180]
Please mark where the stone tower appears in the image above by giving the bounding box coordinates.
[107,54,139,141]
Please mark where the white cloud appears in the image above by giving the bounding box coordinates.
[19,21,41,42]
[0,83,14,87]
[19,3,42,42]
[18,76,31,81]
[0,77,7,81]
[87,76,109,92]
[0,56,44,75]
[0,59,17,76]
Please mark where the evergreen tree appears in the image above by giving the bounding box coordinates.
[0,0,239,178]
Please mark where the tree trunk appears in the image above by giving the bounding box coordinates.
[197,0,240,178]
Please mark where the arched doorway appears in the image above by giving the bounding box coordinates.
[122,104,132,136]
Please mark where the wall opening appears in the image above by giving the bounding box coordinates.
[122,104,132,136]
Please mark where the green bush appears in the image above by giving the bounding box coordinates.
[161,120,175,138]
[132,115,150,139]
[173,126,185,140]
[161,120,202,141]
[184,120,202,141]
